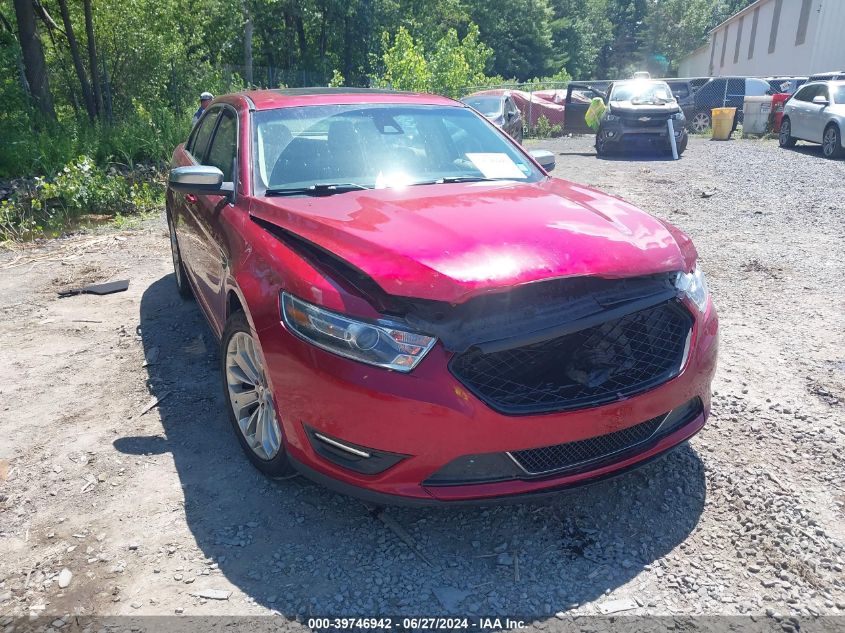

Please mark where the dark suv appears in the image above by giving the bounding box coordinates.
[686,77,773,132]
[665,78,708,122]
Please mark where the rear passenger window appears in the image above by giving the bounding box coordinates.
[205,110,237,182]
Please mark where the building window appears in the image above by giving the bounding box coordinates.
[734,15,744,64]
[769,0,783,54]
[796,0,812,46]
[749,6,760,59]
[721,24,729,67]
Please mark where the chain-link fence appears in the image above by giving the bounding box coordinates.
[460,76,795,138]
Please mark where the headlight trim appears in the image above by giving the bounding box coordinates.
[674,264,709,312]
[281,292,437,372]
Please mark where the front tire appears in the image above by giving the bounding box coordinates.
[221,311,293,477]
[822,124,844,159]
[596,129,613,156]
[779,117,797,148]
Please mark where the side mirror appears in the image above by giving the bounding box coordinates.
[169,166,234,198]
[812,95,829,106]
[529,149,555,172]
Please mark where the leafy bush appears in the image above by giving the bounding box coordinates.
[530,115,562,139]
[0,108,191,179]
[328,70,346,87]
[0,157,162,241]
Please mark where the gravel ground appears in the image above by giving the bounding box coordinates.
[0,135,843,626]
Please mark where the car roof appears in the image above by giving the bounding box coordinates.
[230,88,461,110]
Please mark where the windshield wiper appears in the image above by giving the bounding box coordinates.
[265,183,370,196]
[410,176,500,187]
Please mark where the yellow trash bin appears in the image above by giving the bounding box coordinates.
[712,107,737,140]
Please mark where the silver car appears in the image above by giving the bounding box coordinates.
[779,80,845,159]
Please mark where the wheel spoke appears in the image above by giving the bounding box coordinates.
[230,388,259,413]
[241,405,260,438]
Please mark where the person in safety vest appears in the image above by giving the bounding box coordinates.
[585,97,606,131]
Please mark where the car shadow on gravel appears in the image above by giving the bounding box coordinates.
[117,274,707,619]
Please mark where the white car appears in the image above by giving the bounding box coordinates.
[779,80,845,159]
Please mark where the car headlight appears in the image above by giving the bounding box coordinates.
[674,265,709,312]
[671,111,685,120]
[281,293,436,372]
[604,113,620,122]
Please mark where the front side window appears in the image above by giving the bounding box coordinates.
[669,83,690,99]
[205,110,237,182]
[252,104,542,194]
[189,109,221,161]
[794,85,818,102]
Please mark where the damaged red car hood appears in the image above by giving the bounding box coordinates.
[250,178,691,304]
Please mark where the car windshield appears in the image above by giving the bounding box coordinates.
[461,96,503,116]
[610,81,675,105]
[834,85,845,104]
[252,104,541,193]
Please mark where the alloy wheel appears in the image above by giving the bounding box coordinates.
[822,127,838,157]
[779,120,792,146]
[691,112,710,133]
[225,331,282,461]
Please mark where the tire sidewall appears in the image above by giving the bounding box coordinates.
[221,311,292,476]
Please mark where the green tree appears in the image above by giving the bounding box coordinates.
[467,0,556,80]
[429,24,491,97]
[377,26,431,92]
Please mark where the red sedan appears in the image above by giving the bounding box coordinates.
[166,88,718,504]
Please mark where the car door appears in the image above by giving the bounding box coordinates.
[503,97,521,138]
[726,78,745,111]
[187,106,241,336]
[174,107,221,295]
[805,84,830,142]
[789,85,816,139]
[564,84,605,134]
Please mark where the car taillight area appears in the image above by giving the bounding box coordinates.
[449,300,693,415]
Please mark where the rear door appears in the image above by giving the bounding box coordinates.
[564,84,605,134]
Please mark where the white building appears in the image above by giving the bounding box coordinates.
[678,0,845,78]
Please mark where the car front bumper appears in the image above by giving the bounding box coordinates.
[258,298,718,504]
[601,118,687,145]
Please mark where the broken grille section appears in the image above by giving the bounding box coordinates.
[509,413,665,475]
[449,300,693,415]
